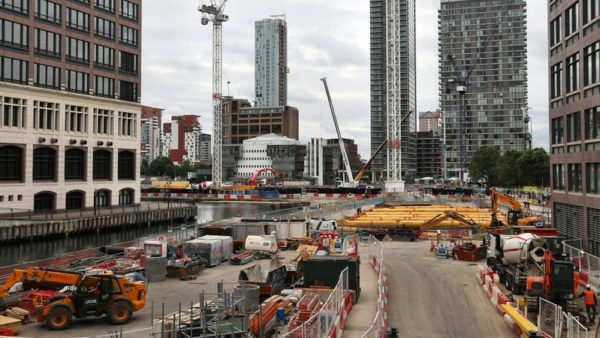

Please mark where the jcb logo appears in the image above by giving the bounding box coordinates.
[85,299,97,304]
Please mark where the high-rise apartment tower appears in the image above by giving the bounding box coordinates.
[255,17,287,107]
[369,0,417,185]
[438,0,528,180]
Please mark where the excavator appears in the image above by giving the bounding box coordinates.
[490,188,542,227]
[248,168,285,188]
[0,266,146,330]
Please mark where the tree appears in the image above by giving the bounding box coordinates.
[468,146,500,186]
[517,148,549,187]
[149,157,174,177]
[140,159,149,177]
[497,150,522,187]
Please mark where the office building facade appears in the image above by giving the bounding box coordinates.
[438,0,528,180]
[255,17,287,107]
[548,0,600,253]
[161,115,202,165]
[223,97,298,145]
[0,0,141,211]
[369,0,417,184]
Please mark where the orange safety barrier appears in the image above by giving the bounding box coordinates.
[249,300,278,334]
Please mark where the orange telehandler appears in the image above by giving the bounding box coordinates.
[0,266,146,330]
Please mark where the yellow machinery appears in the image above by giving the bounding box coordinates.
[338,205,494,231]
[0,267,146,330]
[151,181,190,190]
[490,188,542,227]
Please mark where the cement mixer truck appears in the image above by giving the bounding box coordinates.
[485,233,547,294]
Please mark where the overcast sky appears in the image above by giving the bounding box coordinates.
[141,0,548,159]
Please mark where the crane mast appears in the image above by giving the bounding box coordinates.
[198,1,228,187]
[321,77,354,185]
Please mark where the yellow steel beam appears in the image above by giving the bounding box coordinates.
[500,304,539,336]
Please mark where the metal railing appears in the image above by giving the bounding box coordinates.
[282,267,349,337]
[563,241,600,291]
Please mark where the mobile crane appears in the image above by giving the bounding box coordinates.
[0,267,146,330]
[248,168,285,188]
[490,188,542,227]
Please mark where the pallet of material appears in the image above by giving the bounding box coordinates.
[5,307,30,322]
[0,315,21,334]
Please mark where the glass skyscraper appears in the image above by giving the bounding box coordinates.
[369,0,417,183]
[255,17,287,107]
[438,0,528,180]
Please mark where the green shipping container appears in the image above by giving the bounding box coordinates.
[303,256,360,300]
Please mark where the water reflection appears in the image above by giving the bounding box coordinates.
[0,202,280,267]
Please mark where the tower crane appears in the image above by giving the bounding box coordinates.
[445,10,504,183]
[321,77,354,186]
[198,0,228,187]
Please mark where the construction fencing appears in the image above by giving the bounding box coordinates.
[563,241,600,291]
[538,297,588,338]
[282,267,350,338]
[360,235,388,338]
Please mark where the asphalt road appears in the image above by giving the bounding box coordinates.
[384,241,514,338]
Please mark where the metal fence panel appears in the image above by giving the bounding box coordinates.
[538,297,562,338]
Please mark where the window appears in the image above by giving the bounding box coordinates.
[94,17,114,39]
[585,106,600,140]
[567,112,581,142]
[118,51,137,74]
[64,104,88,132]
[33,147,56,180]
[66,37,89,63]
[584,41,600,86]
[0,56,27,84]
[119,24,137,46]
[34,64,60,89]
[66,70,89,94]
[35,0,61,23]
[551,62,563,99]
[34,192,54,211]
[94,0,113,12]
[33,100,59,130]
[95,75,114,97]
[583,0,599,25]
[0,146,22,181]
[94,44,114,68]
[587,163,600,195]
[119,81,137,102]
[120,0,137,21]
[66,191,84,209]
[65,148,85,180]
[94,189,109,207]
[93,150,111,179]
[0,19,28,49]
[568,163,583,192]
[565,3,579,36]
[566,53,579,93]
[2,96,26,128]
[552,117,564,144]
[67,8,89,32]
[0,0,28,14]
[118,189,132,205]
[550,16,561,46]
[118,151,134,179]
[118,111,136,136]
[93,109,113,134]
[34,28,60,57]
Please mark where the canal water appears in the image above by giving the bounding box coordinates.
[0,202,283,267]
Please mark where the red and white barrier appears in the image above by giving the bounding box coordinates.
[477,267,531,336]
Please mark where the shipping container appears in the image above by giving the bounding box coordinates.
[302,256,360,299]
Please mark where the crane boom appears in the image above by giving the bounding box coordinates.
[354,110,414,183]
[321,77,354,184]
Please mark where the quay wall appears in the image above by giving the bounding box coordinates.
[0,206,196,243]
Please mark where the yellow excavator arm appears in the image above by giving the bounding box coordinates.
[0,267,82,303]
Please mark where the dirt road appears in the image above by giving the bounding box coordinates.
[384,241,514,338]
